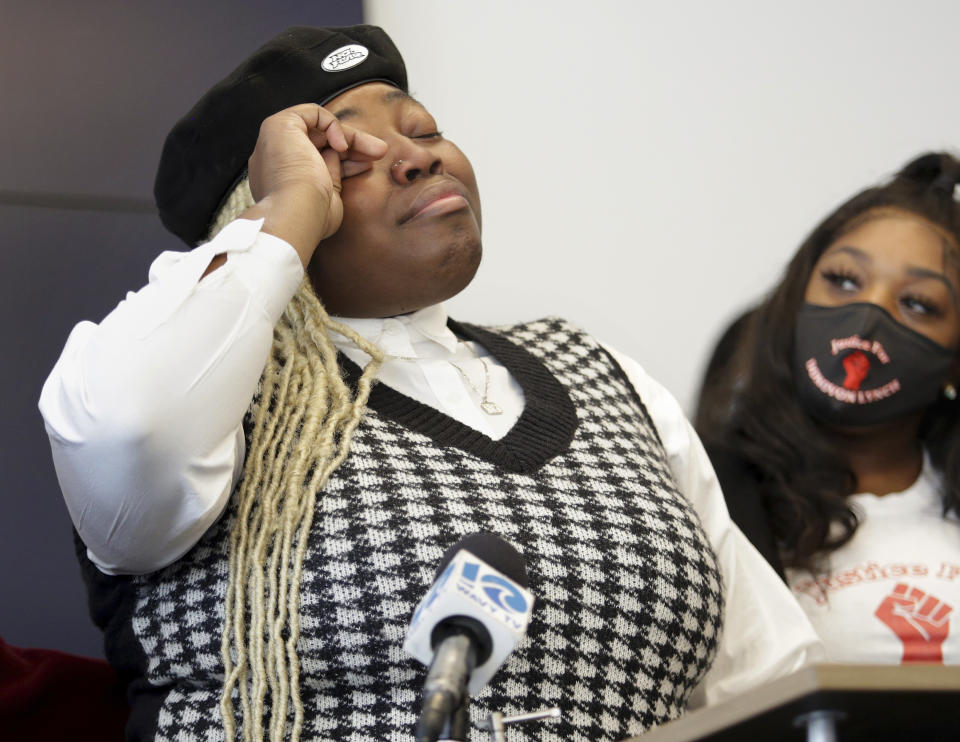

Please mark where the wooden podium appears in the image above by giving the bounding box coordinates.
[620,664,960,741]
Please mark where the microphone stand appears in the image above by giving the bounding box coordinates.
[438,694,470,741]
[415,634,477,742]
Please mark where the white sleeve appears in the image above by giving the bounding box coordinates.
[601,343,824,706]
[38,219,304,576]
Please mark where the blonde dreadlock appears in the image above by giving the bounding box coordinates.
[209,179,384,741]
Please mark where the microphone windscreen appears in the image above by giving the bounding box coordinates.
[436,533,528,588]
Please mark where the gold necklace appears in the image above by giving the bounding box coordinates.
[387,343,503,416]
[447,355,503,415]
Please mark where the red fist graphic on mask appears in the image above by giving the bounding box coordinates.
[874,583,953,663]
[841,350,871,391]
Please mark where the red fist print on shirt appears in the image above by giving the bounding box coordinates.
[874,583,953,663]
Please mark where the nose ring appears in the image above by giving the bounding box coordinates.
[391,159,404,171]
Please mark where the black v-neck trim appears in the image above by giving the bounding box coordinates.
[338,319,578,474]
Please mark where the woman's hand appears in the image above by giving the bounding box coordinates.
[243,103,387,266]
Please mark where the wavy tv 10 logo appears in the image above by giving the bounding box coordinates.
[459,560,528,615]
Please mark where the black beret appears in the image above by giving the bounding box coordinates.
[154,25,408,246]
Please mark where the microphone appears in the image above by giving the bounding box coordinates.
[404,533,534,742]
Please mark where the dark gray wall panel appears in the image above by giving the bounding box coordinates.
[1,0,363,199]
[1,204,167,657]
[1,1,363,657]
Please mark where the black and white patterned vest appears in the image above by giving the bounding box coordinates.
[80,318,723,741]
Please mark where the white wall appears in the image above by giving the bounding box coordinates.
[366,0,960,414]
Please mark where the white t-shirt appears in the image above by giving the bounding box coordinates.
[787,456,960,664]
[38,218,823,705]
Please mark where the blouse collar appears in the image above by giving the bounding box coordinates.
[330,304,460,357]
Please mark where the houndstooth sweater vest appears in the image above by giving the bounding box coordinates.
[78,317,723,741]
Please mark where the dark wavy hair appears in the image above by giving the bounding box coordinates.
[698,152,960,571]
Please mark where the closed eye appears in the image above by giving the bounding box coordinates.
[413,131,444,140]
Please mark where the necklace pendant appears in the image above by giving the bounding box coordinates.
[481,400,503,415]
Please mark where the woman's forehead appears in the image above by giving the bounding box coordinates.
[328,82,425,123]
[836,208,958,253]
[824,209,960,282]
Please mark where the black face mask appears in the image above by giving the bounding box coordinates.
[793,302,955,426]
